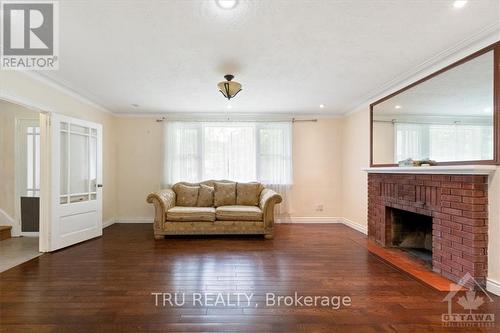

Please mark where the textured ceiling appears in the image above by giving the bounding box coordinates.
[39,0,500,115]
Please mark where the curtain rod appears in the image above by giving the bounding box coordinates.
[155,117,318,123]
[374,120,492,125]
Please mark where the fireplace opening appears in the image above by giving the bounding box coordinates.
[387,207,433,267]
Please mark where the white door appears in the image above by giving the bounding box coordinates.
[47,113,103,251]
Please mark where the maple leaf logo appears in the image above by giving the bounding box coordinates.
[457,291,484,313]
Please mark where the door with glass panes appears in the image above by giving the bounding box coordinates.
[49,114,102,251]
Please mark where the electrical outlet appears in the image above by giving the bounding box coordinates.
[315,204,324,212]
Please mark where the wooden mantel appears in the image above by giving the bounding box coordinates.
[363,165,497,175]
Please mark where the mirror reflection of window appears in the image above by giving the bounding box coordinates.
[372,49,494,165]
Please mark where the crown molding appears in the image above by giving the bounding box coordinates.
[343,23,500,117]
[19,71,114,115]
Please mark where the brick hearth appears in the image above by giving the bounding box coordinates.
[368,173,488,286]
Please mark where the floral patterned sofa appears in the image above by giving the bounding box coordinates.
[146,180,282,240]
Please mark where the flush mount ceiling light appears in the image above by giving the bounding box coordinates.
[319,104,325,109]
[216,0,238,9]
[453,0,467,9]
[395,105,402,109]
[218,74,242,101]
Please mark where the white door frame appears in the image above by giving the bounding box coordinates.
[1,93,54,252]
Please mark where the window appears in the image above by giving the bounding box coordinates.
[26,126,40,197]
[164,121,292,186]
[395,123,493,162]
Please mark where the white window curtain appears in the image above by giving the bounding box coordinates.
[395,122,493,162]
[163,121,292,215]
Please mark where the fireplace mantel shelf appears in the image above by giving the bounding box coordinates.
[362,165,496,175]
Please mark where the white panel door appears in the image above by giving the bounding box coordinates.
[49,114,102,251]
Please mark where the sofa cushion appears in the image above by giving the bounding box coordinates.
[214,182,236,207]
[236,182,263,206]
[174,184,199,207]
[216,205,263,221]
[197,184,214,207]
[167,207,216,222]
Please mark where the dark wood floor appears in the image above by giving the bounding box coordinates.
[1,224,499,332]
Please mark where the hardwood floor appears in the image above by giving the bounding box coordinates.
[1,223,499,332]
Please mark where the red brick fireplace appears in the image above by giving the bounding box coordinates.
[367,172,488,286]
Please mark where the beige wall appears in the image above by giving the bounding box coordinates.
[487,169,500,287]
[340,108,370,226]
[373,121,394,164]
[115,117,163,219]
[114,117,344,219]
[0,101,39,221]
[0,71,117,223]
[291,118,343,217]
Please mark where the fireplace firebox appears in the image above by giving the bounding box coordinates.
[387,207,433,267]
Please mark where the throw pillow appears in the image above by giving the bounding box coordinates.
[236,182,263,206]
[175,184,199,207]
[197,184,214,207]
[213,182,236,207]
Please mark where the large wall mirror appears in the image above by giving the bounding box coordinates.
[371,42,499,166]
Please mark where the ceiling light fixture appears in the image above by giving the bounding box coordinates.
[131,103,139,108]
[227,104,232,109]
[319,104,325,109]
[453,0,467,9]
[216,0,238,9]
[395,105,402,109]
[218,74,242,101]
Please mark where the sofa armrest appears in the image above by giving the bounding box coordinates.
[259,188,282,231]
[147,189,176,232]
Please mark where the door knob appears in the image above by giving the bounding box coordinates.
[97,184,103,188]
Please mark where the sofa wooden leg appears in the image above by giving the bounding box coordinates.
[154,234,164,240]
[264,234,273,240]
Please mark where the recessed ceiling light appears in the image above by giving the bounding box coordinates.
[216,0,238,9]
[395,105,402,109]
[453,0,467,9]
[319,104,325,108]
[227,104,232,109]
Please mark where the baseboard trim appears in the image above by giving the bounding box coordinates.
[276,216,368,235]
[113,216,368,234]
[486,278,500,296]
[20,232,39,237]
[115,217,153,224]
[0,208,14,226]
[103,218,116,228]
[276,216,344,224]
[341,218,368,235]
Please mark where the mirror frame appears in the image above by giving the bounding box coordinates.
[370,41,500,167]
